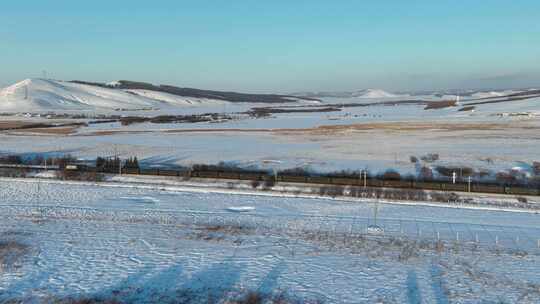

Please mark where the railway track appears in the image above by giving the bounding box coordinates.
[1,163,539,197]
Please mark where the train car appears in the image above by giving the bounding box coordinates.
[330,177,358,186]
[218,172,241,180]
[238,173,265,181]
[158,169,181,177]
[505,186,539,196]
[306,176,332,184]
[122,168,139,175]
[279,175,307,183]
[194,171,220,178]
[441,183,468,192]
[382,180,413,189]
[139,168,160,176]
[414,181,443,191]
[472,184,505,194]
[367,179,384,188]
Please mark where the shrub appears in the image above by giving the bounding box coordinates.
[410,156,418,163]
[495,172,516,184]
[430,192,460,203]
[517,197,528,203]
[419,166,433,180]
[263,176,275,190]
[250,179,260,189]
[421,153,439,162]
[533,162,540,175]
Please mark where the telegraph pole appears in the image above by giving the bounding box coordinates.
[363,170,367,188]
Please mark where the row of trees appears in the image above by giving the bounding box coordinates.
[96,156,140,172]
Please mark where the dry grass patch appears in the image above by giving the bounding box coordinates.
[0,120,37,130]
[424,100,457,110]
[0,240,30,271]
[9,126,80,135]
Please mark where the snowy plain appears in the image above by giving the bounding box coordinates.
[2,78,540,178]
[0,178,540,303]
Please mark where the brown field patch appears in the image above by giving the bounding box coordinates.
[0,121,35,130]
[65,120,540,137]
[8,126,80,135]
[424,100,457,110]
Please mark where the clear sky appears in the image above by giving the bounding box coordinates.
[1,1,539,92]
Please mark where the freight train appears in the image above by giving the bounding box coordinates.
[2,163,538,196]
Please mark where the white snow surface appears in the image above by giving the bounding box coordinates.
[355,88,399,98]
[0,79,230,112]
[0,177,539,303]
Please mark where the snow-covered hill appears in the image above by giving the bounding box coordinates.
[0,79,229,112]
[293,88,402,99]
[353,88,399,98]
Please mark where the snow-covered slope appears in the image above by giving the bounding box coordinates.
[293,89,402,99]
[124,89,226,107]
[0,79,228,112]
[354,88,398,98]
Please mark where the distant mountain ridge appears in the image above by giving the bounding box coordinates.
[292,89,400,99]
[0,78,320,113]
[70,80,320,103]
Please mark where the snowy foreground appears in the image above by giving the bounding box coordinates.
[1,179,540,303]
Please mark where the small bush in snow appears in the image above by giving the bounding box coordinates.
[516,197,528,203]
[263,176,276,190]
[250,179,261,189]
[421,153,439,163]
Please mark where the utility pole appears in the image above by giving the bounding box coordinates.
[374,200,379,226]
[362,170,367,188]
[468,176,472,192]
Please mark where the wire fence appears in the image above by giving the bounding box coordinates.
[2,204,538,256]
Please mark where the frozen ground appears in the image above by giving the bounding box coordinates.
[1,79,540,177]
[0,178,539,303]
[2,117,540,177]
[1,93,540,178]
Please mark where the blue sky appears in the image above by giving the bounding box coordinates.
[1,1,539,92]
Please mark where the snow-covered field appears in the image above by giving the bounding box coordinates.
[1,178,539,303]
[2,79,540,178]
[0,79,232,113]
[2,117,540,178]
